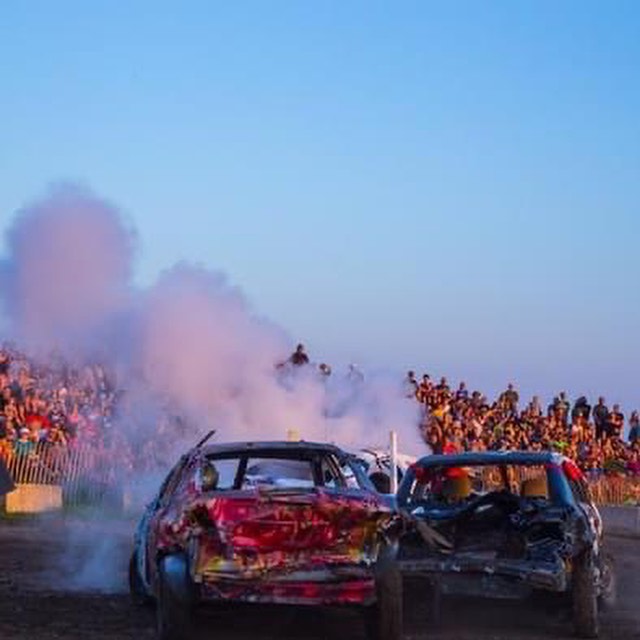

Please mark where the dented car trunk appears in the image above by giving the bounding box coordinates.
[396,452,600,600]
[185,489,386,602]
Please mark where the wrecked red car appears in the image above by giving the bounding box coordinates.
[396,451,616,638]
[129,438,402,640]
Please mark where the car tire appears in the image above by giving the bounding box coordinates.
[425,579,442,627]
[403,577,440,634]
[597,553,616,611]
[129,552,153,607]
[156,554,193,640]
[365,556,402,640]
[572,551,599,638]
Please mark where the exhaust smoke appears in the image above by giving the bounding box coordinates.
[0,183,423,457]
[0,184,426,591]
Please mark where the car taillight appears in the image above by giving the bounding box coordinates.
[410,464,430,484]
[562,460,583,482]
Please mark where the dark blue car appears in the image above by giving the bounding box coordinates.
[395,451,615,638]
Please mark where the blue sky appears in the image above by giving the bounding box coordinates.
[1,1,639,408]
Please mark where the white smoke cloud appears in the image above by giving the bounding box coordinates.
[0,184,425,460]
[0,183,136,353]
[0,184,427,594]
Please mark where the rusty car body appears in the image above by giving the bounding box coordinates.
[396,451,615,638]
[129,440,402,640]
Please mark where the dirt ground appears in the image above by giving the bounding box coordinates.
[0,515,638,640]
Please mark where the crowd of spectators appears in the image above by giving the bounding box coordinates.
[279,344,639,478]
[404,370,640,477]
[0,344,120,460]
[1,340,639,480]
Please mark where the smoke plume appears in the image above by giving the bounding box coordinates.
[0,184,136,353]
[1,184,424,460]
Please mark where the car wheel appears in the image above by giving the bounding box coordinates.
[129,552,153,607]
[572,551,599,638]
[403,577,441,633]
[424,579,441,627]
[156,554,193,640]
[597,553,616,611]
[365,556,402,640]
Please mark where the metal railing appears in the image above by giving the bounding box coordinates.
[588,476,640,506]
[1,442,120,507]
[1,442,638,507]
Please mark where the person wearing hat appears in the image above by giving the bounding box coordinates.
[14,427,34,457]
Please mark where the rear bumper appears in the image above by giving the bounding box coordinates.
[398,555,568,594]
[192,550,377,605]
[198,576,376,605]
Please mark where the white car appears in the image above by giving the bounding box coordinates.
[356,448,422,494]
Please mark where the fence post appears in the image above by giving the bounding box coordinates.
[389,430,398,494]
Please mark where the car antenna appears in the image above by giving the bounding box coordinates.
[195,429,217,448]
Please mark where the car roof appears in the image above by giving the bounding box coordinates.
[195,440,348,458]
[415,450,567,468]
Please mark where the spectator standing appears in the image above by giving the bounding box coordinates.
[628,411,640,444]
[289,344,310,366]
[572,396,591,422]
[404,371,418,399]
[0,350,10,376]
[593,397,609,440]
[416,374,431,404]
[318,363,331,378]
[555,392,571,428]
[607,404,624,439]
[627,450,640,476]
[499,383,519,414]
[347,363,364,384]
[526,395,542,419]
[435,377,451,405]
[455,382,469,402]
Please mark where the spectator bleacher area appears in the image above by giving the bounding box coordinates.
[0,343,638,510]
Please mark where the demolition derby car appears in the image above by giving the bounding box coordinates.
[396,451,615,638]
[356,448,417,494]
[129,438,402,640]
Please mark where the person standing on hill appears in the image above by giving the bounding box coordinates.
[607,404,624,439]
[500,383,519,414]
[593,397,609,440]
[572,397,591,422]
[404,371,419,398]
[289,344,310,366]
[628,411,640,444]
